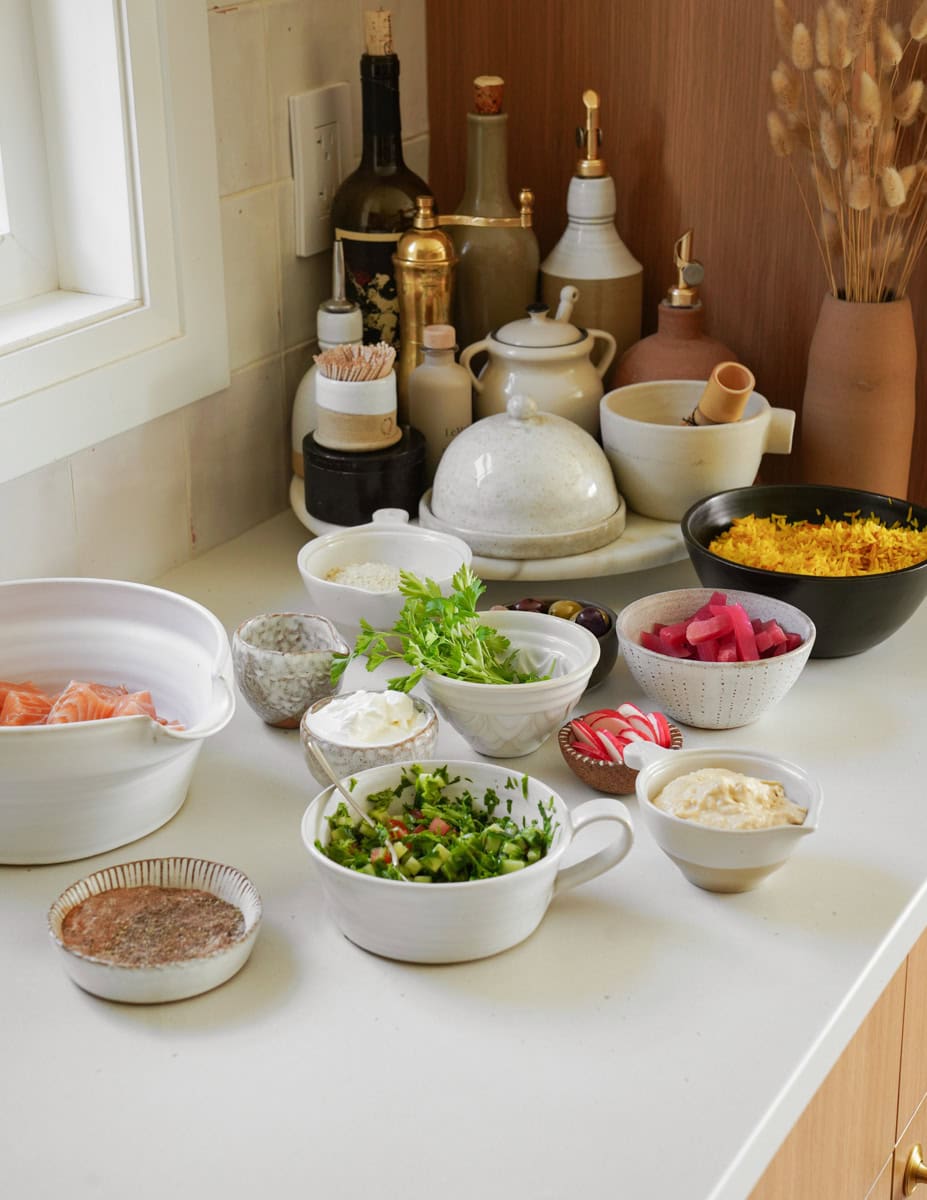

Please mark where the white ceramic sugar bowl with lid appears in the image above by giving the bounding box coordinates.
[419,394,626,558]
[459,287,617,436]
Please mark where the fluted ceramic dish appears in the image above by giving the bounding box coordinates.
[232,612,348,728]
[49,857,263,1003]
[300,692,439,785]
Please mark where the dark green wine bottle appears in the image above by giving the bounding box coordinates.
[331,11,429,348]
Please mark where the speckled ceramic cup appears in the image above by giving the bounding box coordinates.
[232,613,349,729]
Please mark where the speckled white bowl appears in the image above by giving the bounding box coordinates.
[232,612,348,728]
[615,588,815,730]
[48,857,263,1003]
[300,692,439,784]
[422,609,600,757]
[624,742,822,892]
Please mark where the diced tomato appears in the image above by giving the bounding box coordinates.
[370,846,392,864]
[388,818,410,840]
[428,817,452,837]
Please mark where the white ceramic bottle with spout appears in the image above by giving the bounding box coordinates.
[408,324,472,484]
[540,89,642,380]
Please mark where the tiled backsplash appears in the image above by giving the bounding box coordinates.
[0,0,428,583]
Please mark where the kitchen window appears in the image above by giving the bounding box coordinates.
[0,0,229,485]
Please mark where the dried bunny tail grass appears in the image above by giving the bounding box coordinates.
[812,163,839,211]
[894,80,925,126]
[772,61,802,116]
[878,19,904,69]
[847,171,873,208]
[774,0,796,55]
[814,67,842,107]
[872,231,905,271]
[836,99,850,127]
[853,69,881,127]
[792,22,815,70]
[881,165,907,207]
[820,109,843,168]
[767,110,795,155]
[876,126,897,169]
[829,5,852,69]
[847,0,877,47]
[820,208,841,252]
[912,0,927,43]
[815,7,831,64]
[851,116,874,162]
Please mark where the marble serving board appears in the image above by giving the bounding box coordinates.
[289,476,687,581]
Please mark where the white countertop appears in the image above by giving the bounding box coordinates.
[5,511,926,1200]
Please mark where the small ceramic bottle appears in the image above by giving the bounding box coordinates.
[407,324,472,484]
[449,75,539,350]
[291,241,363,476]
[541,89,642,380]
[615,230,737,386]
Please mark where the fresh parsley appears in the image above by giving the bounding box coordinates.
[330,564,551,691]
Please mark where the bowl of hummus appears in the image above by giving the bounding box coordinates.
[623,743,822,892]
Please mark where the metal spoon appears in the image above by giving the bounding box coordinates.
[305,739,405,876]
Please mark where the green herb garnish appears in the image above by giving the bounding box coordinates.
[331,564,552,691]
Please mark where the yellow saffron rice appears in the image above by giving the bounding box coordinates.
[707,510,927,577]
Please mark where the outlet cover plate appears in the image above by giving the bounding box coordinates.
[290,83,352,257]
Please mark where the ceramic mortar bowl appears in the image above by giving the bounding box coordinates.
[422,609,601,757]
[301,758,634,963]
[232,612,348,728]
[599,380,795,521]
[615,588,815,730]
[558,717,684,796]
[297,508,471,644]
[624,742,822,893]
[682,484,927,657]
[299,692,439,785]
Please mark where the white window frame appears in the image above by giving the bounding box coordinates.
[0,0,229,485]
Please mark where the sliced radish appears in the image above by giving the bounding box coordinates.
[570,718,604,752]
[570,740,610,760]
[587,714,633,738]
[625,714,656,739]
[598,730,629,763]
[650,711,672,747]
[617,702,646,720]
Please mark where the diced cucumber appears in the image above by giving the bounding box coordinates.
[500,859,526,873]
[501,841,525,860]
[402,855,422,877]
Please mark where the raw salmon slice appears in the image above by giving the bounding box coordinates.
[0,687,53,726]
[46,681,127,725]
[111,691,158,719]
[0,680,46,708]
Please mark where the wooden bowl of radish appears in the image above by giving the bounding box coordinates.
[559,703,683,796]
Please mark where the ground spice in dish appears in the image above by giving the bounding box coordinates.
[708,511,927,577]
[61,885,245,967]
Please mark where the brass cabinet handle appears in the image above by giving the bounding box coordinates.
[904,1144,927,1195]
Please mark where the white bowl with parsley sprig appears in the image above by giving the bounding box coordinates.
[333,566,601,757]
[301,760,634,963]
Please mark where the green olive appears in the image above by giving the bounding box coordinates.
[548,599,584,620]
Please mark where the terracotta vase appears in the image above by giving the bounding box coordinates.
[801,293,916,499]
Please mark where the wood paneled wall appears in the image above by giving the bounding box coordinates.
[425,0,927,504]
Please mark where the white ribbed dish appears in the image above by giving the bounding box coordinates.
[302,759,634,963]
[48,857,263,1004]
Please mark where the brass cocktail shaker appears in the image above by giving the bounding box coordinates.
[392,197,457,423]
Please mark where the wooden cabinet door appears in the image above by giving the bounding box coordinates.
[892,1093,927,1199]
[900,931,927,1137]
[750,964,906,1200]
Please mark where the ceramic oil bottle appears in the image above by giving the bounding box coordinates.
[449,76,540,350]
[407,324,472,484]
[615,230,737,386]
[540,89,642,381]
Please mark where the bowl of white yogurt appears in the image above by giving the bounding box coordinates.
[623,742,822,893]
[300,690,439,786]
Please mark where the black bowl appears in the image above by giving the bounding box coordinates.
[503,597,618,688]
[682,484,927,658]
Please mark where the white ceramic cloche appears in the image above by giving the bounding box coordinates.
[418,394,626,559]
[458,287,617,436]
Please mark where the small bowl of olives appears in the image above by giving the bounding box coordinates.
[500,597,618,689]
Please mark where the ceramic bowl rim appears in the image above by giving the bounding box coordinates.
[48,856,263,970]
[603,384,771,427]
[634,747,823,837]
[682,485,927,584]
[302,759,572,891]
[233,611,349,657]
[615,587,816,667]
[300,691,438,751]
[297,524,472,592]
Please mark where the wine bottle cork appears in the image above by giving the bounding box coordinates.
[473,75,504,114]
[364,9,393,55]
[690,361,755,425]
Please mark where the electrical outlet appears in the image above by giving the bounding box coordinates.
[289,84,352,257]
